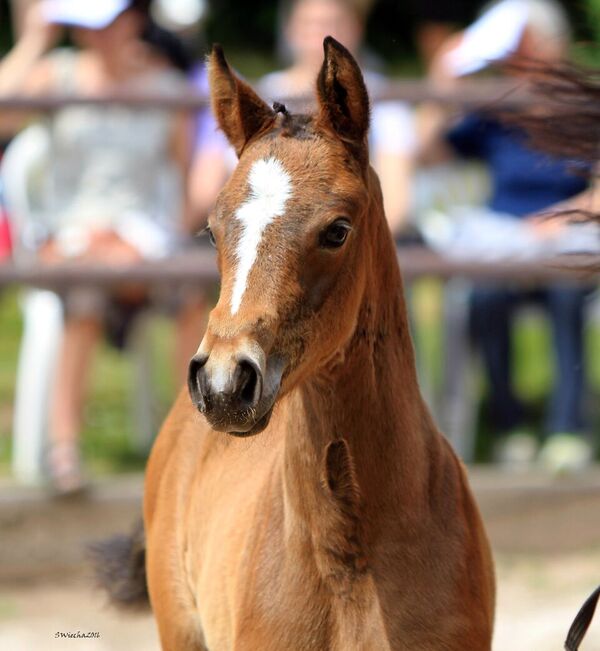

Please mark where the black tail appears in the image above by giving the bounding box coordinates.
[88,520,149,609]
[565,585,600,651]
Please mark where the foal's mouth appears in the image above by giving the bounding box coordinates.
[204,394,277,438]
[228,404,275,437]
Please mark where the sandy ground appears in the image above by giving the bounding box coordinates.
[1,551,600,651]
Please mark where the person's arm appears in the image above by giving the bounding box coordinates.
[414,31,468,166]
[0,4,61,136]
[414,102,456,166]
[558,185,600,217]
[0,4,60,95]
[526,173,600,238]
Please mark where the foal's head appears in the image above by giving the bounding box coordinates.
[189,37,386,435]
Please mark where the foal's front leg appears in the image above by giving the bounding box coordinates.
[146,534,208,651]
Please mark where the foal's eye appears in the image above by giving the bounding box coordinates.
[320,219,352,249]
[205,226,217,248]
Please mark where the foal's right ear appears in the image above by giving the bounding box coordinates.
[208,45,275,157]
[316,37,370,164]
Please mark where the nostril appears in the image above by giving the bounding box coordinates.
[235,358,263,407]
[238,362,257,404]
[188,353,209,411]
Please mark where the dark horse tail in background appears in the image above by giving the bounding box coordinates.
[505,62,599,221]
[513,63,600,168]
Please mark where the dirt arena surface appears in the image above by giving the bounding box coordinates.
[1,550,600,651]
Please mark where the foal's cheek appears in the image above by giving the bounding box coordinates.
[304,273,335,311]
[299,250,348,311]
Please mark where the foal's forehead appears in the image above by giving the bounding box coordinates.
[226,135,361,209]
[243,137,334,180]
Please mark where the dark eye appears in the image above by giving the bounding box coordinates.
[205,225,217,248]
[319,219,351,249]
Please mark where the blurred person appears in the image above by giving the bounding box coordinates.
[259,0,417,236]
[407,0,481,68]
[0,0,193,493]
[424,0,594,472]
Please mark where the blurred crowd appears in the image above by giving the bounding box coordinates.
[0,0,597,492]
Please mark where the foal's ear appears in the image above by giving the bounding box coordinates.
[208,45,275,157]
[316,37,370,162]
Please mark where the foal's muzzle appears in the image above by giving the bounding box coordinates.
[188,348,282,436]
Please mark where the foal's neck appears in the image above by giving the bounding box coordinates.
[283,174,433,521]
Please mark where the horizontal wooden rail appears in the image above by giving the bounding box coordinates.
[0,79,536,112]
[0,248,597,290]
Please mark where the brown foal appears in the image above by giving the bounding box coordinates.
[144,38,495,650]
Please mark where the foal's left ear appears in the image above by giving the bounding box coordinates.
[316,37,370,163]
[208,45,275,157]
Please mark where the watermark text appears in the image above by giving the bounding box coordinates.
[55,631,101,639]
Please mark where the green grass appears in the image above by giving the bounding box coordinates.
[0,290,20,474]
[0,289,178,476]
[1,283,599,475]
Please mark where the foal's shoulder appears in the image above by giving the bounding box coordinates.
[145,389,207,520]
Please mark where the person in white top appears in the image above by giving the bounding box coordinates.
[0,0,192,493]
[259,0,417,236]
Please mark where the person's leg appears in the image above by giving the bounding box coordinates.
[470,286,524,431]
[50,317,101,444]
[538,286,594,472]
[543,286,588,434]
[48,311,102,492]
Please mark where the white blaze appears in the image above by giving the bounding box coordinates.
[230,157,292,315]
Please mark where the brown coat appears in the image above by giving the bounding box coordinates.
[144,38,495,651]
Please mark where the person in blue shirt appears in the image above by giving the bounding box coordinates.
[447,113,591,455]
[446,114,588,217]
[427,0,594,470]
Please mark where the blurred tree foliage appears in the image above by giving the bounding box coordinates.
[0,0,11,53]
[572,0,600,66]
[585,0,600,42]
